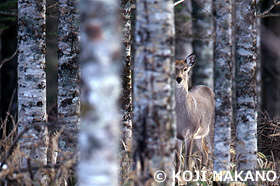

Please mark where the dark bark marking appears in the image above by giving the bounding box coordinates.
[61,98,73,107]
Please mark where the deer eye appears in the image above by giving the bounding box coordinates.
[184,68,187,72]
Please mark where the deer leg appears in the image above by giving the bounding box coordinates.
[204,135,214,166]
[185,138,194,170]
[195,138,209,165]
[175,139,182,173]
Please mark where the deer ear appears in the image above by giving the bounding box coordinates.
[185,53,197,67]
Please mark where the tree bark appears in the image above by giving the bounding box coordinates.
[235,0,258,181]
[17,0,48,184]
[78,0,121,185]
[192,0,214,90]
[213,0,232,175]
[57,0,80,160]
[132,0,176,185]
[120,0,133,183]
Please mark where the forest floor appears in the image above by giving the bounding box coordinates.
[0,111,279,186]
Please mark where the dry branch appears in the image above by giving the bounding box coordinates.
[0,11,17,16]
[0,50,17,69]
[0,122,55,169]
[257,1,280,18]
[258,112,280,159]
[174,0,184,6]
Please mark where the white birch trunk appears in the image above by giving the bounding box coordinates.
[17,0,48,184]
[78,0,121,185]
[213,0,232,174]
[133,0,176,185]
[57,0,80,160]
[120,0,133,183]
[235,0,258,182]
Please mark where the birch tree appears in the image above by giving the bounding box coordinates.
[133,0,176,185]
[213,0,232,175]
[192,0,214,89]
[57,0,80,159]
[235,0,258,180]
[17,0,48,183]
[78,0,121,185]
[120,0,133,183]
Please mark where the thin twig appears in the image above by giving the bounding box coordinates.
[0,50,17,69]
[47,2,58,9]
[3,89,16,127]
[0,126,29,168]
[0,122,55,168]
[1,126,28,167]
[193,0,216,21]
[0,11,17,16]
[257,1,280,18]
[258,14,280,18]
[174,0,184,7]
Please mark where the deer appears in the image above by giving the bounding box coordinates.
[175,53,215,171]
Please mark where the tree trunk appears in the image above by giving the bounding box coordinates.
[213,0,232,175]
[17,0,48,184]
[192,0,214,90]
[235,0,258,181]
[57,0,80,161]
[132,0,176,185]
[78,0,121,185]
[120,0,133,183]
[175,0,193,59]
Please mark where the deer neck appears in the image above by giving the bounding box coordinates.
[175,83,191,106]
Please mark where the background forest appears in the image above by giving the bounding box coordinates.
[0,0,280,185]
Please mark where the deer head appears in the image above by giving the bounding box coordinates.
[175,53,197,90]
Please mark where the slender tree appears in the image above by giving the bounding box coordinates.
[192,0,214,89]
[132,0,176,185]
[78,0,121,185]
[213,0,232,175]
[57,0,80,160]
[235,0,258,181]
[17,0,48,183]
[175,0,193,60]
[120,0,133,183]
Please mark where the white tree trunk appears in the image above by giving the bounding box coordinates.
[213,0,232,174]
[78,0,121,185]
[57,0,80,159]
[120,0,133,183]
[235,0,258,181]
[133,0,176,185]
[17,0,48,184]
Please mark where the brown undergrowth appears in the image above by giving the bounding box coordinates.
[119,111,280,186]
[0,113,78,186]
[257,111,280,186]
[1,111,280,185]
